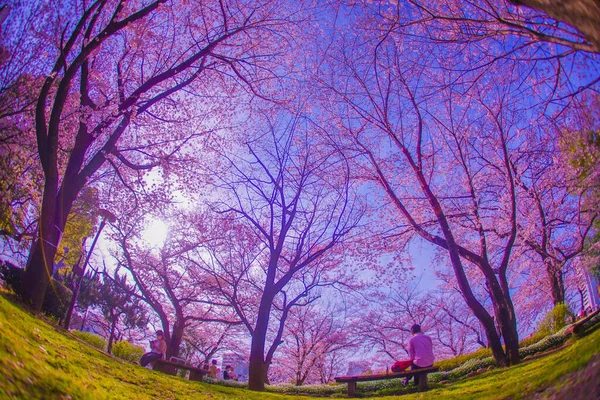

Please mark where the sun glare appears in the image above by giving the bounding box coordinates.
[142,218,169,248]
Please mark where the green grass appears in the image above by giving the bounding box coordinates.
[0,293,306,400]
[0,291,598,399]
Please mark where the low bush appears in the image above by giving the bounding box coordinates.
[266,382,343,396]
[42,279,72,321]
[111,340,144,363]
[537,303,574,334]
[435,346,492,371]
[72,330,107,351]
[519,326,571,359]
[518,329,550,348]
[0,261,72,321]
[433,356,495,382]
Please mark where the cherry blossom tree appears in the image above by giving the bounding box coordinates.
[515,128,597,306]
[276,301,357,386]
[508,0,600,52]
[11,0,299,311]
[557,95,600,277]
[109,205,241,359]
[318,16,549,364]
[187,112,365,390]
[182,321,245,367]
[356,278,484,364]
[338,0,600,137]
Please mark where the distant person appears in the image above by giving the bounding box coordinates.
[402,324,434,386]
[223,365,238,380]
[208,359,219,378]
[139,330,167,367]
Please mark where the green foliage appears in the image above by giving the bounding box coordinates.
[518,329,550,348]
[266,382,343,396]
[99,273,148,332]
[111,340,144,363]
[538,303,574,334]
[564,129,600,184]
[434,347,492,371]
[519,327,571,359]
[432,357,495,382]
[0,83,42,248]
[76,272,101,310]
[0,260,23,291]
[71,330,107,352]
[0,261,72,320]
[54,187,100,272]
[42,279,72,321]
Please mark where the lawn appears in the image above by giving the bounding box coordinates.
[1,292,598,399]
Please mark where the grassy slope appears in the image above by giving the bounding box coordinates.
[0,294,305,400]
[1,293,599,400]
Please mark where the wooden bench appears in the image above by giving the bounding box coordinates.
[569,308,600,336]
[153,359,207,381]
[335,366,439,397]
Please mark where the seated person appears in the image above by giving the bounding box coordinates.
[139,330,167,368]
[208,359,219,378]
[223,365,238,380]
[403,324,434,386]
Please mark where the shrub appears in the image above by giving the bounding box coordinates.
[439,356,495,381]
[72,330,107,351]
[518,329,550,348]
[0,261,23,291]
[0,261,73,321]
[111,340,144,363]
[519,327,570,359]
[42,279,72,321]
[266,382,343,396]
[435,346,492,371]
[538,303,574,334]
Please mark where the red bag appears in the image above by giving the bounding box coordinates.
[391,360,412,372]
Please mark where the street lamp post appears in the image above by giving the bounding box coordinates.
[63,209,116,330]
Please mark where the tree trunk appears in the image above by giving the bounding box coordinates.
[107,313,118,354]
[248,295,273,391]
[168,320,185,359]
[434,206,510,366]
[23,178,79,310]
[547,261,565,305]
[80,306,89,330]
[22,238,55,311]
[494,272,520,365]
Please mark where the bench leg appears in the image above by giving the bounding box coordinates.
[347,381,357,397]
[155,363,177,375]
[189,370,204,381]
[418,373,428,391]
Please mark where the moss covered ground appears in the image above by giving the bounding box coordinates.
[0,292,598,399]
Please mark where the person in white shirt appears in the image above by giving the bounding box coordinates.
[403,324,434,386]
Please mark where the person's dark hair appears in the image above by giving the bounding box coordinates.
[156,330,164,336]
[411,324,421,334]
[212,359,217,365]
